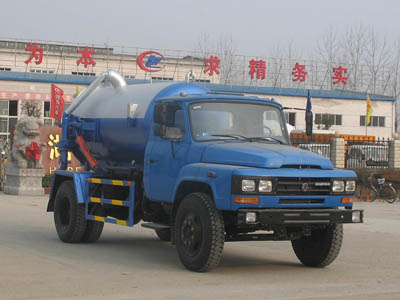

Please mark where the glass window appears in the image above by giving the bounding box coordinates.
[189,102,288,144]
[315,113,322,124]
[8,117,17,133]
[379,116,385,127]
[174,109,185,134]
[44,119,53,126]
[284,112,296,126]
[9,100,17,116]
[0,117,7,132]
[44,101,50,117]
[360,115,385,127]
[316,113,342,126]
[328,114,335,125]
[336,115,342,125]
[0,102,8,115]
[372,116,378,127]
[322,114,329,124]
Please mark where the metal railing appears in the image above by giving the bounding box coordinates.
[345,137,390,169]
[292,136,331,159]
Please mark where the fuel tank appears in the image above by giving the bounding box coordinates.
[66,71,209,169]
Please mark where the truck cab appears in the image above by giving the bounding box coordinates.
[47,71,363,272]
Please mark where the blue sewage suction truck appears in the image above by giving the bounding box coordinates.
[47,70,363,272]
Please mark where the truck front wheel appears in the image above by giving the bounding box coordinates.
[54,181,87,243]
[175,192,224,272]
[291,224,343,267]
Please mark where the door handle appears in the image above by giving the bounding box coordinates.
[149,159,158,164]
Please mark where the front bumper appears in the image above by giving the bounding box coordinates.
[237,208,363,225]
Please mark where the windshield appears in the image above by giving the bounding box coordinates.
[189,101,289,143]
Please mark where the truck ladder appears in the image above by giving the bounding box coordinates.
[85,178,135,227]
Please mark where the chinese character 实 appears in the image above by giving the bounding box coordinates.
[332,66,348,85]
[292,63,307,82]
[76,46,96,68]
[25,42,43,65]
[204,56,220,76]
[249,59,266,80]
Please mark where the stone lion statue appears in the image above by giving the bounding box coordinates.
[10,116,45,169]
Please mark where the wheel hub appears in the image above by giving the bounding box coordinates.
[181,214,202,256]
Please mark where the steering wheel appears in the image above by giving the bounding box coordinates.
[263,125,272,136]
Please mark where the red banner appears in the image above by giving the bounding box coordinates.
[50,84,65,121]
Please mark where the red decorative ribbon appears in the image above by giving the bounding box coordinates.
[25,141,41,161]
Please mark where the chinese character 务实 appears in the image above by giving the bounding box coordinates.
[332,66,348,85]
[292,63,307,82]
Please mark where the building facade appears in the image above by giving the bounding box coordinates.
[0,39,396,144]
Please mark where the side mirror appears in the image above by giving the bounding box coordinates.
[305,111,313,137]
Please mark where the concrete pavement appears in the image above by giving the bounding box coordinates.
[0,193,399,300]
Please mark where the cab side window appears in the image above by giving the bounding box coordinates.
[164,106,185,140]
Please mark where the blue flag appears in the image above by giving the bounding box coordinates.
[305,90,313,137]
[306,90,312,111]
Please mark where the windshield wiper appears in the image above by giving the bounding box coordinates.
[210,134,251,141]
[248,137,284,144]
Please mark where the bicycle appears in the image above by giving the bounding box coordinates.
[356,173,397,203]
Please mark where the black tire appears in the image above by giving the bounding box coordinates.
[54,181,87,243]
[175,192,224,272]
[155,228,171,241]
[356,186,376,202]
[81,206,104,243]
[368,187,377,202]
[291,224,343,267]
[381,185,397,203]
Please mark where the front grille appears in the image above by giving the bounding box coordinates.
[279,198,325,204]
[276,177,331,195]
[281,164,321,169]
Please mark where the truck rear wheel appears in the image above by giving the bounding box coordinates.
[81,206,104,243]
[175,192,224,272]
[54,181,87,243]
[291,224,343,267]
[155,228,171,241]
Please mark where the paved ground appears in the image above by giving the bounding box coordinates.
[0,193,399,300]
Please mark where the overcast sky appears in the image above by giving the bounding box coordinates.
[1,0,399,56]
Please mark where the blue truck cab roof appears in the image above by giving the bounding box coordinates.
[154,92,283,109]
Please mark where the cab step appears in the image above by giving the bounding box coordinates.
[141,222,170,230]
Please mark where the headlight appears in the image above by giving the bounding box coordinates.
[345,180,356,192]
[259,180,273,193]
[332,180,345,192]
[242,180,255,192]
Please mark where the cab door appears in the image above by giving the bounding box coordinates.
[145,104,189,202]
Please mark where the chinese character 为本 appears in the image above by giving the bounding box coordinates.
[76,46,96,68]
[25,42,43,65]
